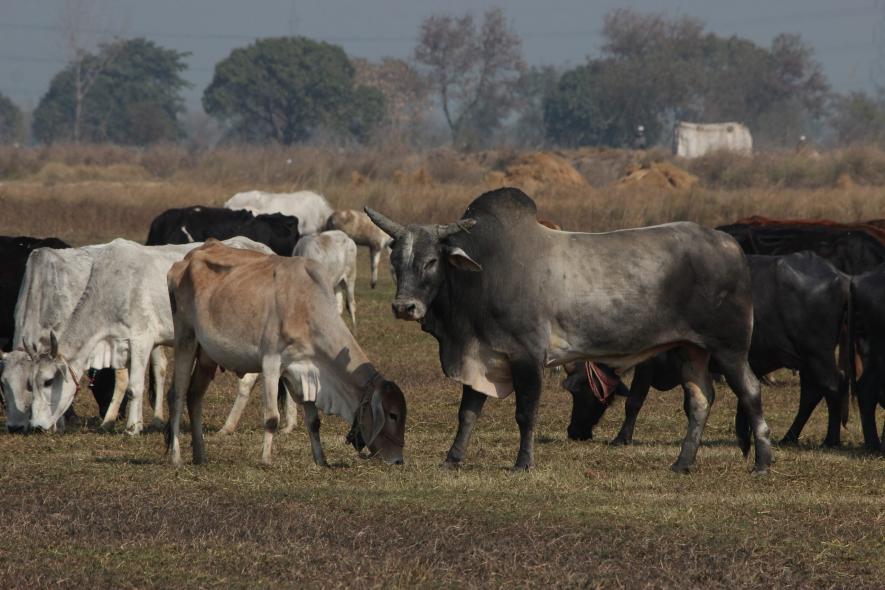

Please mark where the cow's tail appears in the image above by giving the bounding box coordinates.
[840,276,857,427]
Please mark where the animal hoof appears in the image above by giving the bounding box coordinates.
[441,459,462,470]
[751,466,769,477]
[669,462,693,474]
[778,436,799,447]
[610,437,631,446]
[511,462,533,472]
[97,422,116,434]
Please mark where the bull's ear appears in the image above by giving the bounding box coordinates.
[50,332,59,357]
[444,246,482,272]
[364,208,403,238]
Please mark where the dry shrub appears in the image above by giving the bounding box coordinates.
[32,162,152,184]
[423,149,488,184]
[570,148,635,187]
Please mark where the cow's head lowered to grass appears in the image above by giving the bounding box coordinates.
[365,208,481,321]
[28,333,76,432]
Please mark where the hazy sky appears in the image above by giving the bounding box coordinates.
[2,0,882,111]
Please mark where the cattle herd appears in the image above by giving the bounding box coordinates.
[0,186,883,474]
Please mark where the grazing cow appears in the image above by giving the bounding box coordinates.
[2,244,137,432]
[675,121,753,158]
[225,190,333,236]
[717,219,885,275]
[367,187,772,473]
[564,252,853,448]
[0,237,126,430]
[850,267,885,451]
[165,241,407,466]
[293,231,358,329]
[27,237,272,434]
[326,209,392,289]
[146,206,299,256]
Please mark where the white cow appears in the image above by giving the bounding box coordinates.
[28,237,273,434]
[225,190,334,236]
[326,209,392,289]
[293,231,357,329]
[674,121,753,159]
[1,244,161,432]
[218,231,358,436]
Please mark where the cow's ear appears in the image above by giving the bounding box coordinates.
[444,246,482,272]
[50,332,59,357]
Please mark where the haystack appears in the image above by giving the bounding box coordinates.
[488,152,586,192]
[616,161,698,191]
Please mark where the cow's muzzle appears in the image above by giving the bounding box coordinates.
[391,299,425,321]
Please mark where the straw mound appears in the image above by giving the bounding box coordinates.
[616,161,698,191]
[488,152,587,192]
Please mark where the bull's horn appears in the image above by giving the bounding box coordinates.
[436,218,476,239]
[364,207,404,238]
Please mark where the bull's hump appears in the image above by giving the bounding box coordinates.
[464,187,538,223]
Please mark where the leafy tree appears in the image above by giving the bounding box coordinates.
[0,92,24,144]
[829,92,885,145]
[543,9,830,148]
[203,37,383,145]
[509,65,560,147]
[32,38,188,145]
[415,7,525,149]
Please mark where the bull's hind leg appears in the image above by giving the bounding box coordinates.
[187,351,217,465]
[672,346,715,473]
[218,373,260,435]
[168,333,197,466]
[260,355,282,465]
[716,351,773,474]
[443,385,487,469]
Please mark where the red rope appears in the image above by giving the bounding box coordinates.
[584,361,620,403]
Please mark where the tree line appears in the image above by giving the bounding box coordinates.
[0,7,882,150]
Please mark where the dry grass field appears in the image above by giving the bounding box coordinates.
[0,145,883,588]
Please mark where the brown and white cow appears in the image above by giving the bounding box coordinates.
[165,240,406,466]
[326,209,392,288]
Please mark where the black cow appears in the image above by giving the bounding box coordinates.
[146,206,300,256]
[850,267,885,451]
[0,236,120,427]
[565,252,853,448]
[717,222,885,274]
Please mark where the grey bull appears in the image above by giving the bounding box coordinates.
[366,187,773,473]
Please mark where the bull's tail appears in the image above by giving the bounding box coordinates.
[840,277,857,427]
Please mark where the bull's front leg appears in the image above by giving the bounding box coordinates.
[443,385,487,469]
[512,361,542,470]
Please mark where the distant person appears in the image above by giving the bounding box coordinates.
[633,125,647,150]
[796,135,808,153]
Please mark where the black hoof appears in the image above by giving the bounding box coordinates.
[511,463,532,472]
[670,462,693,474]
[610,436,631,446]
[751,466,769,476]
[441,460,462,471]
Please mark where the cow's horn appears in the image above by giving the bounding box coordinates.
[364,207,404,238]
[437,218,476,239]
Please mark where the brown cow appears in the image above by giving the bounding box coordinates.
[326,209,392,288]
[165,240,406,466]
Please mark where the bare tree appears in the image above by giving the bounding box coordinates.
[415,7,525,148]
[60,0,124,143]
[353,57,431,140]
